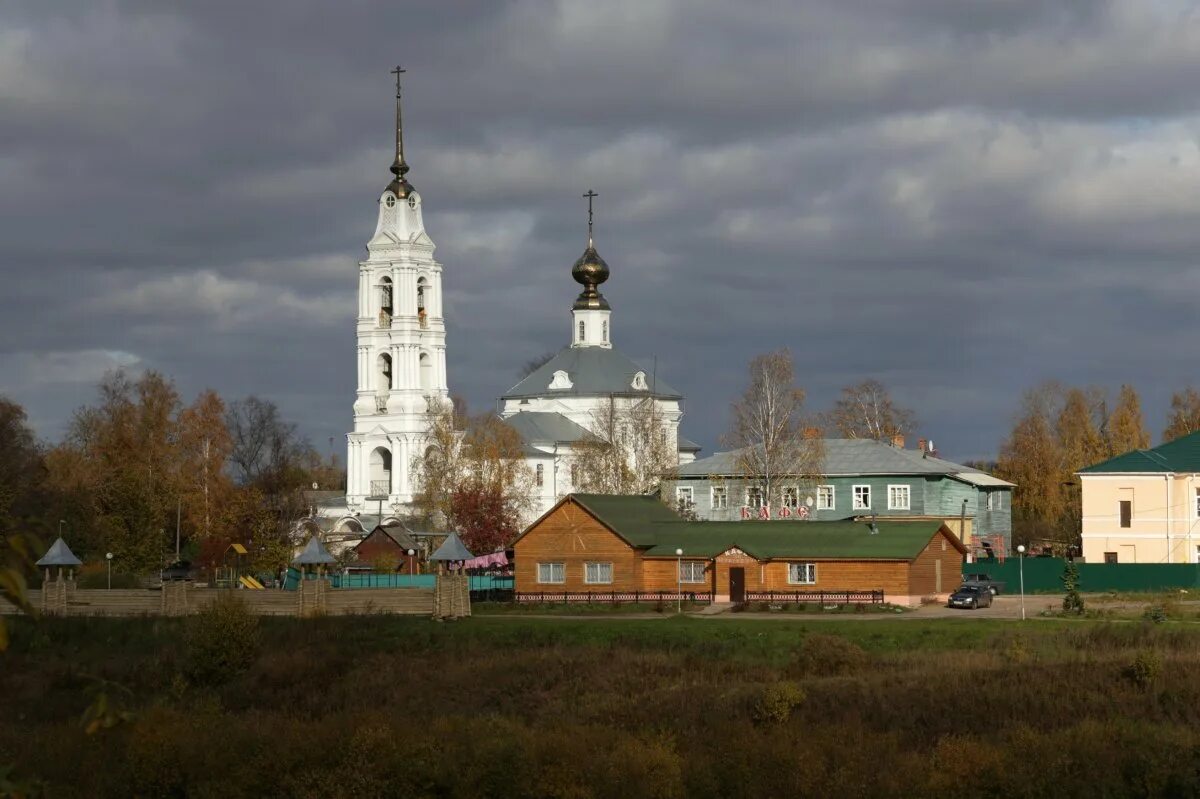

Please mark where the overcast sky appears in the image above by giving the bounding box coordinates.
[3,1,1200,463]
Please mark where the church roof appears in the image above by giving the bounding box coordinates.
[504,412,593,445]
[502,346,682,401]
[678,435,702,452]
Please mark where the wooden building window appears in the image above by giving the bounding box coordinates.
[1119,500,1132,528]
[584,562,613,584]
[817,485,835,510]
[1104,552,1118,564]
[679,561,706,583]
[676,485,694,508]
[788,563,817,585]
[746,486,765,509]
[711,486,728,509]
[537,562,565,584]
[887,485,910,510]
[782,487,799,509]
[853,485,871,510]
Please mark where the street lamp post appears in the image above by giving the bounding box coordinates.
[675,548,683,614]
[1016,544,1026,620]
[105,552,113,590]
[407,548,416,582]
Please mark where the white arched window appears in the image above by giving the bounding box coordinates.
[578,321,586,342]
[379,277,393,314]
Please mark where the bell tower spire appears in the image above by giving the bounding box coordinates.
[571,189,612,348]
[386,65,414,198]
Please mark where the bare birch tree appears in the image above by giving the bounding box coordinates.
[827,379,916,441]
[573,397,677,495]
[723,349,822,510]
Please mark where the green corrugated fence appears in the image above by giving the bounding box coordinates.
[965,559,1200,594]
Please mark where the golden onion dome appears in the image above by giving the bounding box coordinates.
[572,241,611,310]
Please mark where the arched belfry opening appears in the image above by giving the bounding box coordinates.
[379,277,393,327]
[419,351,433,392]
[417,275,428,328]
[368,447,392,498]
[377,353,393,391]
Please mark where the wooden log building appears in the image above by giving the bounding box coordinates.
[513,494,967,605]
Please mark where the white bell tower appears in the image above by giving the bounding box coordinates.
[346,67,449,511]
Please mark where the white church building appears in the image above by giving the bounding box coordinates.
[303,72,695,541]
[499,198,699,519]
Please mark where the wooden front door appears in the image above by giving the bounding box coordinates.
[729,567,745,603]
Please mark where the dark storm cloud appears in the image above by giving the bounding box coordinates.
[2,0,1200,460]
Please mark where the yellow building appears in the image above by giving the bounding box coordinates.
[1078,432,1200,563]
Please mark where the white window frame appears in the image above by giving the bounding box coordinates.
[853,484,871,510]
[746,486,765,509]
[782,486,799,509]
[679,561,706,583]
[537,562,565,584]
[584,562,612,585]
[676,485,694,505]
[816,485,835,511]
[887,484,910,511]
[711,485,729,509]
[787,562,817,585]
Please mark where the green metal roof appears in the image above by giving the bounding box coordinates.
[560,494,957,561]
[1079,430,1200,474]
[570,493,681,545]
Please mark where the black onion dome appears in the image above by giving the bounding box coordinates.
[571,243,611,310]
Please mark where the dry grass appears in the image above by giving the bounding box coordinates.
[4,616,1200,796]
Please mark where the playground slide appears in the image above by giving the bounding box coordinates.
[239,575,266,590]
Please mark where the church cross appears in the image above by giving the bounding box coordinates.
[583,189,598,243]
[391,65,407,167]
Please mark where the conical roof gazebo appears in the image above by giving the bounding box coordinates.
[36,537,83,568]
[430,532,473,564]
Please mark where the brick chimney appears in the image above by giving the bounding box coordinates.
[891,434,905,449]
[917,438,927,453]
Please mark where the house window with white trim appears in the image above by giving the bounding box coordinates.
[679,561,706,583]
[537,562,565,584]
[711,485,729,509]
[788,562,817,585]
[584,562,612,584]
[676,485,694,511]
[987,491,1003,511]
[888,484,910,510]
[817,485,835,510]
[782,486,799,509]
[747,486,765,509]
[853,485,871,510]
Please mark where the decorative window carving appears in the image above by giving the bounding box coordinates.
[631,371,648,391]
[548,370,573,390]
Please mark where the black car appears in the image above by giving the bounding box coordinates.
[947,585,993,610]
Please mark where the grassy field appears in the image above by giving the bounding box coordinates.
[4,612,1200,797]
